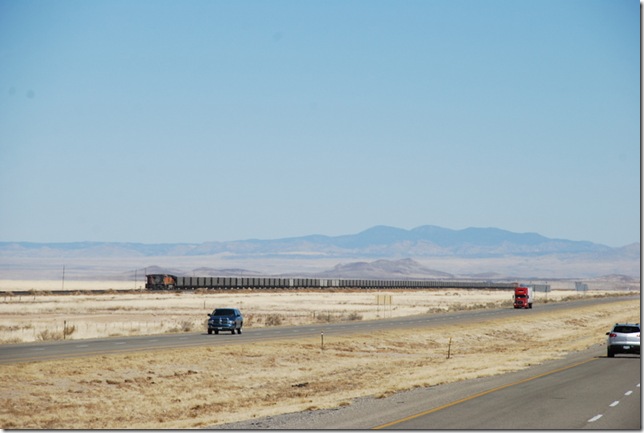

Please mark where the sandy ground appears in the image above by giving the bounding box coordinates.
[0,279,139,292]
[0,289,639,429]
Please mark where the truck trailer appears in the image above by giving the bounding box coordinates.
[513,286,533,309]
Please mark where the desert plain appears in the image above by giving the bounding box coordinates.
[0,281,639,429]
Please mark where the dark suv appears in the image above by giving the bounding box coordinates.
[207,308,243,335]
[606,323,640,357]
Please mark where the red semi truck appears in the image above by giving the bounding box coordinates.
[513,286,533,309]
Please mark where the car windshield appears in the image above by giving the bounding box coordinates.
[212,309,235,316]
[613,325,639,333]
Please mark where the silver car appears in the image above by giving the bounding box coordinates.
[606,323,640,357]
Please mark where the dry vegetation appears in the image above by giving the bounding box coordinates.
[0,284,629,344]
[0,286,639,429]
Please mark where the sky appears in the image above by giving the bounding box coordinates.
[0,0,640,247]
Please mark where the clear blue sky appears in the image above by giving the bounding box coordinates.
[0,0,639,247]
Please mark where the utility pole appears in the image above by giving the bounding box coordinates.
[62,265,65,291]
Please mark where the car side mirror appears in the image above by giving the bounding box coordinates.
[605,332,609,335]
[207,314,211,317]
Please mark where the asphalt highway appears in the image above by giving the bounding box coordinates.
[375,350,640,429]
[3,295,640,429]
[216,344,640,430]
[0,295,637,365]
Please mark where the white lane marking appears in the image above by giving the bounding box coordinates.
[114,342,126,345]
[588,385,639,424]
[76,345,89,348]
[31,348,45,351]
[147,339,158,342]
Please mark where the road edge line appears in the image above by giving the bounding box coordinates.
[372,357,598,429]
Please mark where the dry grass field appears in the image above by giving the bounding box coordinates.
[0,284,625,344]
[0,284,639,429]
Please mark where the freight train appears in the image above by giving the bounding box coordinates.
[145,274,519,291]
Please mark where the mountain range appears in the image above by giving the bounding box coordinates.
[0,225,639,280]
[0,225,638,259]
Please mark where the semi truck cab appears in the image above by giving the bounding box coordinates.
[514,286,533,309]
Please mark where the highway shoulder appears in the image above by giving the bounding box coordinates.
[211,344,607,429]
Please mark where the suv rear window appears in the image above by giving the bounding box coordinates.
[613,325,640,333]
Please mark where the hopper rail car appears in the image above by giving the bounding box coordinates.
[145,274,518,291]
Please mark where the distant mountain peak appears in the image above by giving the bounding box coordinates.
[317,258,453,279]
